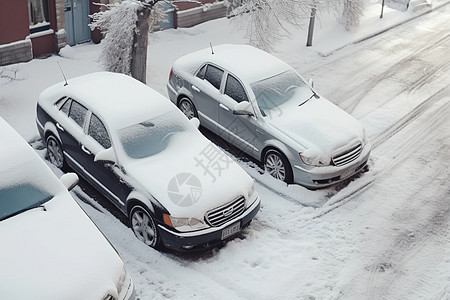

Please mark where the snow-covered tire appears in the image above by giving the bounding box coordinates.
[264,149,293,184]
[130,205,161,249]
[178,97,198,120]
[46,134,68,170]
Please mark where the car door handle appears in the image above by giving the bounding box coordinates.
[56,123,65,132]
[256,128,264,135]
[219,103,230,111]
[192,85,200,92]
[81,145,91,155]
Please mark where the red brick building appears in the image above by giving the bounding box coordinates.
[0,0,103,66]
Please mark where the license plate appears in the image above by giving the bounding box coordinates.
[221,222,241,240]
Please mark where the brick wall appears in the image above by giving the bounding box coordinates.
[0,40,33,66]
[177,1,227,28]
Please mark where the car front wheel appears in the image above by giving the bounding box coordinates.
[130,206,161,249]
[178,97,197,120]
[46,135,66,170]
[264,149,293,183]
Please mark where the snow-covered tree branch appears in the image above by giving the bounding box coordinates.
[228,0,364,51]
[89,0,167,83]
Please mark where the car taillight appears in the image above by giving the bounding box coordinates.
[169,68,173,81]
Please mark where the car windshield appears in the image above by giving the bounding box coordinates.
[0,183,53,221]
[251,70,313,116]
[118,110,188,159]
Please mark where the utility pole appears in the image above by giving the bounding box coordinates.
[380,0,385,18]
[306,7,316,47]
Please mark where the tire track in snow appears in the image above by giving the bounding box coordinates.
[371,85,450,149]
[364,179,450,299]
[335,33,450,115]
[315,93,450,220]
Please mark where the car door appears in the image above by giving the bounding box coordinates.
[55,98,89,171]
[190,63,224,133]
[218,73,260,157]
[78,112,131,210]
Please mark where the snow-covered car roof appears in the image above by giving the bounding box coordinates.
[0,117,132,299]
[173,44,292,83]
[39,71,174,130]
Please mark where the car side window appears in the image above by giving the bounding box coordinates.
[88,114,111,149]
[68,100,88,128]
[224,74,248,103]
[60,98,72,115]
[203,65,224,90]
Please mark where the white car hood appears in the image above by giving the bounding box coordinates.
[123,132,253,219]
[0,193,124,300]
[267,97,364,159]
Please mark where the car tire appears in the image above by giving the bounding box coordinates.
[264,149,293,184]
[130,205,161,249]
[46,135,68,170]
[178,97,198,120]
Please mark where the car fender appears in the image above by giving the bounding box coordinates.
[44,122,62,143]
[176,87,194,105]
[126,190,155,215]
[261,138,297,162]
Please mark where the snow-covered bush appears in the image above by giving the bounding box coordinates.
[90,0,141,75]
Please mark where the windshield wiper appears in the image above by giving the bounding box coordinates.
[0,202,48,222]
[298,91,319,107]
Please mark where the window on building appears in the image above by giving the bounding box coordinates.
[28,0,50,32]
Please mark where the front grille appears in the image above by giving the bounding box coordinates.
[332,143,362,166]
[205,196,246,227]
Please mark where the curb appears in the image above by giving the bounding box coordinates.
[319,0,450,57]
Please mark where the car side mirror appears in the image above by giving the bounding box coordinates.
[94,147,117,164]
[233,101,254,116]
[60,173,79,191]
[189,117,200,129]
[307,78,314,88]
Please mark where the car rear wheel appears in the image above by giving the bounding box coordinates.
[178,97,197,120]
[264,149,293,183]
[130,206,161,249]
[46,135,66,170]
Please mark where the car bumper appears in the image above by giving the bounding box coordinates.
[157,197,261,252]
[292,142,371,188]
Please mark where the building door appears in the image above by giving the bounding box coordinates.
[159,2,175,30]
[64,0,90,46]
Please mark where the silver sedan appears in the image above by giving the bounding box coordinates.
[167,44,371,188]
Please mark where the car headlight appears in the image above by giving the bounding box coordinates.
[362,128,369,144]
[300,153,327,167]
[163,214,206,231]
[248,182,256,199]
[115,266,133,300]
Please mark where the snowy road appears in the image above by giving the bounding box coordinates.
[98,5,450,299]
[1,2,449,300]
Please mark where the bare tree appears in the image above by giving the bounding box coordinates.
[228,0,364,51]
[340,0,365,31]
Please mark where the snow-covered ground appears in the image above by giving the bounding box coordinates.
[1,0,449,299]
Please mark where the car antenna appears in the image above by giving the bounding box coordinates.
[57,61,68,86]
[210,42,214,55]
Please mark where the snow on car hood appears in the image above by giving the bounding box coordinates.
[123,131,254,219]
[267,97,364,161]
[0,193,125,300]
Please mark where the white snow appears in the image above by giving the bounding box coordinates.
[0,0,449,299]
